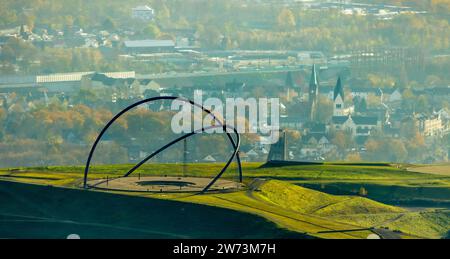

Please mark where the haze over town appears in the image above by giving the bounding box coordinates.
[0,0,449,167]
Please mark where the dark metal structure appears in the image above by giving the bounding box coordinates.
[83,96,242,193]
[267,129,287,162]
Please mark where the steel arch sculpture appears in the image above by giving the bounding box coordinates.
[83,96,242,193]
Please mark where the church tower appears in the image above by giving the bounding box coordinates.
[333,77,345,116]
[308,64,319,121]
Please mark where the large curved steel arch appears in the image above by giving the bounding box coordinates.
[83,96,242,193]
[89,124,240,193]
[124,124,240,193]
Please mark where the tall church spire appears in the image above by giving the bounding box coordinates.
[309,64,318,89]
[308,64,319,121]
[334,76,344,101]
[333,77,345,116]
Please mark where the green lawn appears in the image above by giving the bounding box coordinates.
[1,162,449,239]
[2,162,449,187]
[251,180,449,239]
[0,181,303,239]
[407,164,450,176]
[256,180,405,216]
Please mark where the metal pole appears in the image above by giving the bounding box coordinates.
[183,138,187,177]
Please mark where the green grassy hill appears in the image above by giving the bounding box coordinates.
[330,211,450,239]
[0,181,305,239]
[408,164,450,176]
[1,162,449,239]
[257,180,405,217]
[255,180,449,238]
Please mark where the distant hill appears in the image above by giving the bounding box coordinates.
[256,180,404,216]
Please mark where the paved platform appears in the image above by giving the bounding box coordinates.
[87,176,243,193]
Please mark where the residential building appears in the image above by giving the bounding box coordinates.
[416,114,444,137]
[387,88,403,103]
[124,40,175,54]
[299,133,336,160]
[280,115,306,130]
[332,115,380,137]
[132,5,155,20]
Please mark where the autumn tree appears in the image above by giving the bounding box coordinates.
[277,8,296,31]
[315,97,333,123]
[346,153,362,162]
[332,130,354,154]
[142,23,161,39]
[388,139,408,162]
[102,17,117,31]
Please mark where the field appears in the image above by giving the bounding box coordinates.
[0,162,449,239]
[408,164,450,176]
[0,181,302,239]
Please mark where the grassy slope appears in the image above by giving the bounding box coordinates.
[253,180,448,238]
[0,181,303,239]
[2,162,449,205]
[330,211,450,239]
[177,192,375,239]
[257,180,405,216]
[2,162,449,186]
[408,164,450,176]
[0,162,449,239]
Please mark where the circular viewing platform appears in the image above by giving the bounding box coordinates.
[86,176,244,193]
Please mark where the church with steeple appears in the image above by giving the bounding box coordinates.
[302,65,353,121]
[333,77,345,116]
[332,76,354,117]
[277,64,383,161]
[331,77,379,139]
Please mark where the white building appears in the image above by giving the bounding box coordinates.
[333,77,353,116]
[132,5,155,21]
[388,88,403,103]
[416,114,444,137]
[332,115,380,137]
